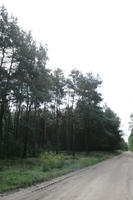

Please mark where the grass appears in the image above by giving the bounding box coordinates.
[0,151,120,193]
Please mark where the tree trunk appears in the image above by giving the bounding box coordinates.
[31,105,37,157]
[72,128,75,157]
[44,118,47,146]
[41,107,47,147]
[66,110,70,151]
[22,102,32,158]
[15,101,21,139]
[23,136,28,158]
[0,101,5,141]
[0,53,14,141]
[56,109,59,154]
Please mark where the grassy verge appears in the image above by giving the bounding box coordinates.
[0,151,120,193]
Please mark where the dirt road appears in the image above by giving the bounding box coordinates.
[1,152,133,200]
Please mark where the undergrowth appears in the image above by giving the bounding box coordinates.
[0,151,120,193]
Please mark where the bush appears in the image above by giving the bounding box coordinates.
[42,160,51,171]
[54,159,65,168]
[41,152,71,172]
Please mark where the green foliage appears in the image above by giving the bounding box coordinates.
[128,129,133,151]
[103,107,122,150]
[41,152,69,171]
[119,138,128,151]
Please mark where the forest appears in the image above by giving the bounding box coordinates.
[0,5,127,159]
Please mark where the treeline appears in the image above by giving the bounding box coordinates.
[0,6,126,158]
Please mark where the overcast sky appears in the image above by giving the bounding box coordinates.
[1,0,133,141]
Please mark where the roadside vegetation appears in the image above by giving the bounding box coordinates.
[128,130,133,151]
[128,114,133,151]
[0,151,121,193]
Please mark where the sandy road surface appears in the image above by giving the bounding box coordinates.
[1,152,133,200]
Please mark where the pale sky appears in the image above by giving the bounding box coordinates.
[1,0,133,141]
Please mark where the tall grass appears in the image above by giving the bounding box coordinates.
[0,151,120,193]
